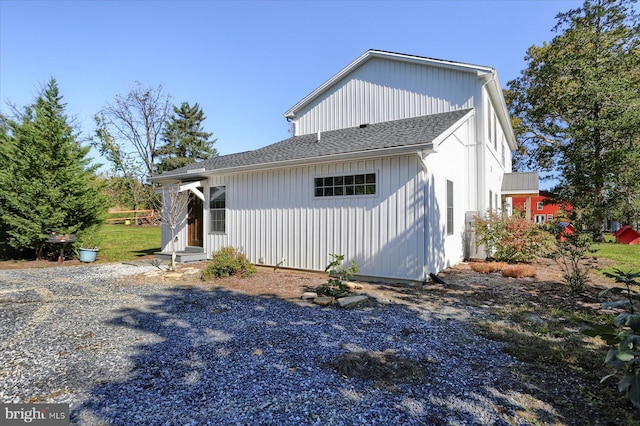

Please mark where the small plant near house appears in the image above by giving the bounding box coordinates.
[584,269,640,409]
[472,210,555,263]
[202,247,256,279]
[316,254,359,298]
[551,226,595,293]
[75,225,103,250]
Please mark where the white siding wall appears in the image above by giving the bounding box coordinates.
[482,87,513,215]
[293,57,478,136]
[422,118,473,273]
[204,155,427,282]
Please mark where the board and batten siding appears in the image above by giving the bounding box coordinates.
[204,155,428,282]
[293,57,478,136]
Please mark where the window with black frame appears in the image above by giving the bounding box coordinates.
[209,186,226,233]
[314,173,376,197]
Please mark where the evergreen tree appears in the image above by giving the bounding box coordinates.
[156,102,217,172]
[0,78,108,258]
[507,0,640,241]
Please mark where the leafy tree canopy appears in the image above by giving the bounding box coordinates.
[507,0,640,240]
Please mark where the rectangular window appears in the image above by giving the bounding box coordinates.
[535,214,546,224]
[314,173,376,197]
[487,104,492,146]
[493,115,497,151]
[209,186,226,233]
[447,180,454,235]
[547,214,553,220]
[537,201,544,210]
[489,190,493,211]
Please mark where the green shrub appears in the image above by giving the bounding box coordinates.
[472,210,555,263]
[552,230,594,293]
[203,247,256,279]
[316,254,359,298]
[585,269,640,409]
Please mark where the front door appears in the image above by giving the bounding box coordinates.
[188,190,203,247]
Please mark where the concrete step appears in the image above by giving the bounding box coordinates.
[184,246,204,253]
[154,250,207,263]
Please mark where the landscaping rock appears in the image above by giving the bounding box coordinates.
[313,296,335,306]
[343,281,363,290]
[163,272,184,280]
[301,292,318,300]
[337,295,368,308]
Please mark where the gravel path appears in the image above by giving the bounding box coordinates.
[0,263,528,425]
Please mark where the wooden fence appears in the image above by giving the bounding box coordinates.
[105,209,156,224]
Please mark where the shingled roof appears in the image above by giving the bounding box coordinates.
[154,109,472,180]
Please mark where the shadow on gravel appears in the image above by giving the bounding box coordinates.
[70,286,535,425]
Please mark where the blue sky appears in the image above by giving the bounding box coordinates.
[1,0,585,165]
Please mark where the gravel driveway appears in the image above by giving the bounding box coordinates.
[1,263,527,425]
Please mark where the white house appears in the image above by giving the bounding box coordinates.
[152,50,535,283]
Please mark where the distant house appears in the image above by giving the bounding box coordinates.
[152,50,535,283]
[557,222,575,242]
[613,226,640,245]
[512,191,573,224]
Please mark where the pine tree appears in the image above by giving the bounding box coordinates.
[0,79,109,258]
[156,102,218,172]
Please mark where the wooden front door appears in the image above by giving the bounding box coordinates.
[187,190,203,247]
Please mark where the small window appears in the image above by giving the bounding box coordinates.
[537,201,544,210]
[447,180,454,235]
[489,190,493,211]
[535,214,546,224]
[487,101,492,146]
[314,173,376,197]
[209,186,226,233]
[547,214,553,220]
[493,115,497,151]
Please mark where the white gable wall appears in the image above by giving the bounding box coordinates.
[292,57,478,136]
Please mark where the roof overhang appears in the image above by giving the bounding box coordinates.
[156,143,437,180]
[480,71,518,151]
[501,172,539,197]
[153,110,473,181]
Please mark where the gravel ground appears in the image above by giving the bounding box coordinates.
[0,263,528,425]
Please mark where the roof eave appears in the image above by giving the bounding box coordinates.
[158,143,437,180]
[481,72,518,151]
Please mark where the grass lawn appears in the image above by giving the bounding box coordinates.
[592,234,640,274]
[96,224,161,263]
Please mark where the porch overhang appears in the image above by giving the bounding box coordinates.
[178,181,205,201]
[501,172,539,221]
[501,172,539,197]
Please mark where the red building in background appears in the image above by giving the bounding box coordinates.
[613,226,640,245]
[512,192,573,224]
